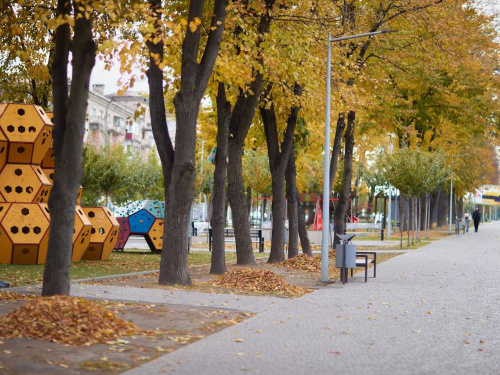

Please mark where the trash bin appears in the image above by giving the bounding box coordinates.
[335,244,356,268]
[455,217,462,234]
[335,234,356,284]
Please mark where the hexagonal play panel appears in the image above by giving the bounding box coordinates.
[0,203,50,264]
[81,207,119,261]
[0,164,52,203]
[0,104,53,165]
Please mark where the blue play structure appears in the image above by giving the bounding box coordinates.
[114,200,165,252]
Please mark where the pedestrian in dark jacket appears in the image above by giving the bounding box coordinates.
[472,207,481,232]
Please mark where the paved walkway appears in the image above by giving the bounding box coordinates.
[13,222,500,374]
[123,221,500,375]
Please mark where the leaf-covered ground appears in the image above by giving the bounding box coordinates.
[208,267,311,296]
[0,295,149,345]
[0,293,249,374]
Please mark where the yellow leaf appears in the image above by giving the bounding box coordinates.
[189,21,198,33]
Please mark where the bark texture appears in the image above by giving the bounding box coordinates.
[146,0,227,285]
[226,0,275,265]
[286,149,299,258]
[333,111,355,243]
[261,83,301,263]
[210,83,230,274]
[43,0,96,296]
[329,113,346,193]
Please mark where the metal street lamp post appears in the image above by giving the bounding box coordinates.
[321,30,397,282]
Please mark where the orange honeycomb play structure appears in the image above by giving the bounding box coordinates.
[145,218,164,252]
[0,203,50,264]
[0,164,52,203]
[0,103,126,264]
[0,130,7,173]
[73,206,92,262]
[41,167,83,205]
[81,207,119,261]
[0,104,53,165]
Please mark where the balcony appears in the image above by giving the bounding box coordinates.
[125,132,138,140]
[88,116,104,131]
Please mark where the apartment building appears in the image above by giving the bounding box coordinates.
[86,84,175,158]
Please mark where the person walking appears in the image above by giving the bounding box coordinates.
[472,207,481,232]
[463,210,471,232]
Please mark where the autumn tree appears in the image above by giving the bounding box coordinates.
[43,0,97,296]
[144,0,228,285]
[0,2,53,107]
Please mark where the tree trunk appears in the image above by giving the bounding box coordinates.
[210,83,230,274]
[147,0,227,285]
[42,0,96,296]
[430,189,440,228]
[329,113,346,193]
[333,111,355,243]
[437,189,449,227]
[261,84,301,263]
[246,186,252,218]
[296,191,312,256]
[286,149,299,258]
[226,0,275,265]
[227,92,260,265]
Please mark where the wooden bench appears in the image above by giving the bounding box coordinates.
[350,251,377,282]
[208,228,264,253]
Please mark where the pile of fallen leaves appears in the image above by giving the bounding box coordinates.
[0,295,150,345]
[210,268,310,296]
[280,254,321,272]
[0,291,38,303]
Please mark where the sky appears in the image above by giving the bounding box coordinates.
[89,57,149,95]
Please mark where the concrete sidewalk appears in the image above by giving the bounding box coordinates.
[119,221,500,375]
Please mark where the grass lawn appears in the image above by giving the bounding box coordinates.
[0,250,268,287]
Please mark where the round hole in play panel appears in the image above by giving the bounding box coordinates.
[10,226,18,234]
[15,186,23,194]
[21,248,30,255]
[44,206,49,213]
[21,208,29,216]
[98,227,105,235]
[33,227,41,234]
[26,186,33,194]
[18,125,25,133]
[4,186,12,193]
[0,146,4,153]
[88,246,96,252]
[28,126,36,133]
[17,146,25,154]
[15,169,22,176]
[7,125,14,132]
[91,228,96,234]
[17,108,25,116]
[88,211,95,218]
[22,226,30,234]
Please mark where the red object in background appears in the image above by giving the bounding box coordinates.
[312,199,323,230]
